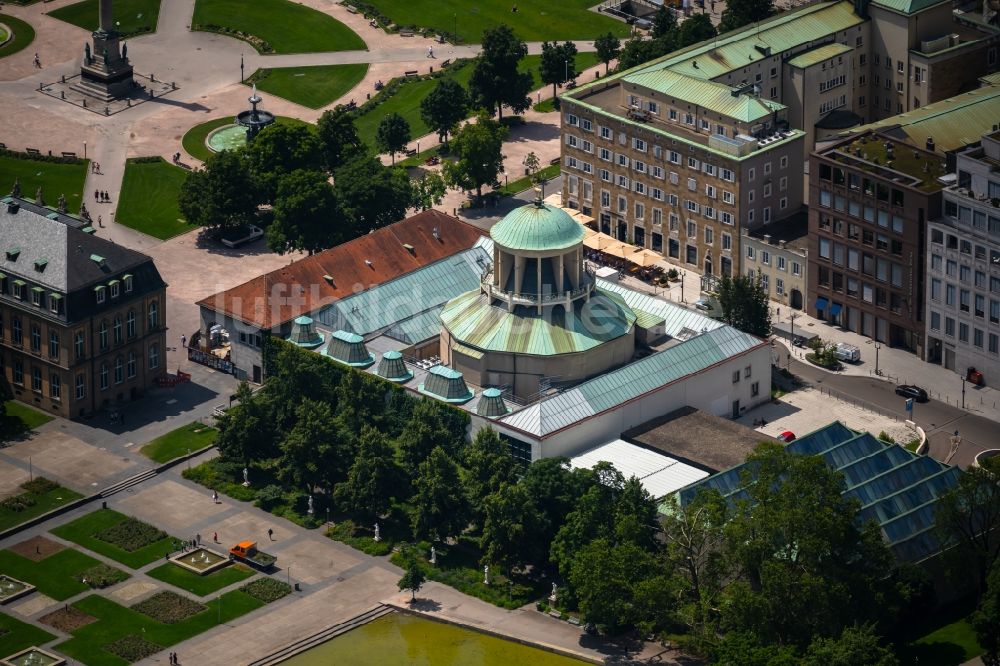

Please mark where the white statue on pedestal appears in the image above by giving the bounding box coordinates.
[373,522,381,542]
[430,545,437,565]
[307,495,314,514]
[242,467,250,487]
[483,565,490,585]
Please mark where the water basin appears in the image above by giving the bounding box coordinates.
[0,575,34,604]
[279,612,589,666]
[168,547,230,575]
[1,646,65,666]
[206,124,248,153]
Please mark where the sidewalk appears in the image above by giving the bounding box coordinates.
[769,303,1000,424]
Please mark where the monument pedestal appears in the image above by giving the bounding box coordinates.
[72,3,136,102]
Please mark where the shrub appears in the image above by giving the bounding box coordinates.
[104,634,163,661]
[255,485,284,510]
[240,577,292,603]
[132,591,206,624]
[78,564,129,588]
[0,494,35,512]
[96,517,168,552]
[20,477,59,494]
[877,431,896,444]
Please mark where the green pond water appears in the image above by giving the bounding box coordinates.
[280,613,589,666]
[206,125,248,153]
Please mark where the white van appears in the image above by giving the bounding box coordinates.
[834,342,861,363]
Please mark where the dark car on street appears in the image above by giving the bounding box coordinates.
[895,385,929,402]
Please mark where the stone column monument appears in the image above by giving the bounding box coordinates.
[72,0,135,101]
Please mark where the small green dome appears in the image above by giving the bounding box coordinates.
[490,200,585,252]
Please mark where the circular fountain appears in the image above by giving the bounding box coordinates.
[205,84,276,154]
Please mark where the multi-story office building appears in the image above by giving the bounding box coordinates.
[0,197,167,417]
[560,0,997,276]
[925,130,1000,382]
[808,131,945,355]
[741,212,810,311]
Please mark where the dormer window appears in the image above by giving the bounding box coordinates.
[95,285,106,304]
[12,279,25,300]
[49,293,62,314]
[109,280,120,299]
[31,287,43,307]
[6,248,20,261]
[34,259,47,273]
[123,274,133,293]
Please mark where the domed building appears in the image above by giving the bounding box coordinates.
[440,192,640,400]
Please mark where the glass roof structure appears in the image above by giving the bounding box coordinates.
[677,421,962,563]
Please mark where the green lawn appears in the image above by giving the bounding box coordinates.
[360,0,629,42]
[56,592,264,666]
[0,612,56,657]
[181,116,312,163]
[2,400,53,433]
[48,0,160,38]
[0,154,88,214]
[0,548,104,600]
[0,14,36,59]
[146,562,254,596]
[248,63,368,110]
[0,483,82,532]
[51,509,178,569]
[192,0,365,54]
[498,163,559,196]
[904,616,984,665]
[354,53,599,147]
[140,423,218,464]
[116,158,189,240]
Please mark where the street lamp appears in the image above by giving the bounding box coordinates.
[961,376,966,410]
[240,53,244,82]
[874,341,882,376]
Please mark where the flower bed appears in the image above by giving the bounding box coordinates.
[131,591,206,624]
[77,564,129,589]
[96,517,168,552]
[104,634,163,662]
[239,578,292,604]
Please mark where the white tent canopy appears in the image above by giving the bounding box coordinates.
[569,439,709,499]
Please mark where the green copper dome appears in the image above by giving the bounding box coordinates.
[490,200,585,252]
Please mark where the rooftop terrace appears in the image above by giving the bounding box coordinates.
[824,132,946,192]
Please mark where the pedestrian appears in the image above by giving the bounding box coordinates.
[165,552,169,561]
[213,531,218,543]
[33,53,40,68]
[212,490,218,503]
[267,528,274,541]
[181,334,187,349]
[97,215,103,228]
[94,189,99,202]
[428,45,434,58]
[196,533,201,545]
[96,162,101,174]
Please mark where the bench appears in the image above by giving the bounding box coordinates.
[405,148,418,157]
[404,70,419,77]
[549,157,561,166]
[61,152,77,159]
[399,28,414,37]
[441,58,451,67]
[25,148,40,156]
[0,143,7,151]
[345,5,359,13]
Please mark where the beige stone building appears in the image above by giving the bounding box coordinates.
[560,0,998,278]
[741,213,810,311]
[0,197,167,418]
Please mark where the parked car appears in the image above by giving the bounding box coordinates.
[777,431,796,442]
[895,385,929,402]
[834,342,861,363]
[693,298,711,311]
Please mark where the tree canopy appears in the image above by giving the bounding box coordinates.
[420,79,469,146]
[469,24,532,119]
[375,113,411,164]
[443,113,507,200]
[266,169,341,255]
[594,32,621,74]
[719,0,775,33]
[179,148,258,231]
[717,273,772,338]
[245,123,324,203]
[317,105,364,172]
[334,155,413,234]
[539,41,578,104]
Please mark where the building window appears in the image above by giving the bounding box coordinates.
[95,286,106,304]
[74,332,85,360]
[50,374,60,400]
[126,311,136,339]
[744,366,752,379]
[76,373,85,399]
[11,317,21,345]
[30,324,41,353]
[110,281,120,299]
[49,331,59,359]
[776,278,784,295]
[149,344,159,370]
[751,381,760,397]
[12,359,22,385]
[127,351,136,379]
[100,363,109,391]
[31,367,41,392]
[113,316,123,345]
[114,356,123,384]
[124,275,133,292]
[148,302,159,330]
[733,370,740,383]
[99,321,108,351]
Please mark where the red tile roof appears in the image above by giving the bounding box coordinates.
[197,210,485,329]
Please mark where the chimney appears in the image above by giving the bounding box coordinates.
[763,234,771,245]
[926,137,935,152]
[779,240,787,248]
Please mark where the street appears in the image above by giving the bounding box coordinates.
[782,345,998,468]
